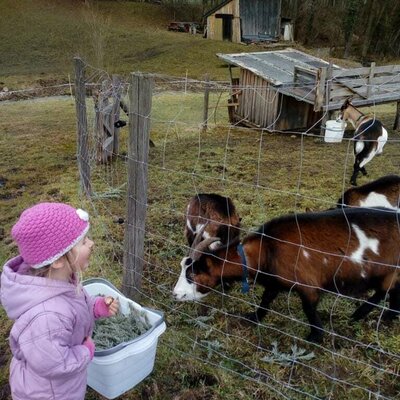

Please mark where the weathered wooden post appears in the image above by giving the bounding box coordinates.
[74,57,92,196]
[122,73,153,300]
[367,62,375,99]
[394,101,400,130]
[202,74,210,133]
[319,62,333,137]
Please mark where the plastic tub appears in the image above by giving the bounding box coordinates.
[324,120,346,143]
[83,278,166,399]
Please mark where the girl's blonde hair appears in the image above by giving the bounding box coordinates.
[27,244,84,291]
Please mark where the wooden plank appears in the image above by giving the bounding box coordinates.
[314,66,327,111]
[329,84,355,100]
[334,77,368,87]
[294,65,317,84]
[371,75,400,85]
[332,64,400,78]
[324,93,400,111]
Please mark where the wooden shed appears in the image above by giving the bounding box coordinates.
[218,48,400,132]
[204,0,281,43]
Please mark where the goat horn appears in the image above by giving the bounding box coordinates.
[190,223,208,250]
[190,237,221,261]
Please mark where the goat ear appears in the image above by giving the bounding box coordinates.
[341,97,352,111]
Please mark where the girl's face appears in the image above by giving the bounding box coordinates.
[70,236,94,272]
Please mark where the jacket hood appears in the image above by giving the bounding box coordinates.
[1,256,78,320]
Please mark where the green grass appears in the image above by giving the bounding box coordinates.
[0,0,248,89]
[1,1,400,398]
[1,94,400,399]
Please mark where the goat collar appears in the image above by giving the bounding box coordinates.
[237,243,249,294]
[355,113,365,123]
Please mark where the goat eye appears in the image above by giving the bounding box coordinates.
[185,258,193,266]
[185,267,196,283]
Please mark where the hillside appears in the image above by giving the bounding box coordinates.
[0,0,251,89]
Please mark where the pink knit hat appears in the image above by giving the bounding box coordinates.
[11,202,90,269]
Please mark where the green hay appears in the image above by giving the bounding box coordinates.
[93,302,151,351]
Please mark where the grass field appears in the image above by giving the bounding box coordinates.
[0,0,247,90]
[1,1,400,399]
[1,92,400,399]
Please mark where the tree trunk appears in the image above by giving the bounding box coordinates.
[361,0,387,62]
[343,0,359,58]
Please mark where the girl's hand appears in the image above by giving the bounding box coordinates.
[94,296,120,318]
[82,336,95,360]
[104,296,119,316]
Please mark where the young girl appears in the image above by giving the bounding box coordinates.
[0,202,119,400]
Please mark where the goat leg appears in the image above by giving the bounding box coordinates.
[299,294,324,343]
[242,282,280,323]
[351,290,385,321]
[360,167,368,176]
[350,168,359,186]
[382,285,400,321]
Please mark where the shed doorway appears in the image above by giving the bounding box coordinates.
[216,14,233,41]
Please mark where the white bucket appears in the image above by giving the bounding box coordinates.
[83,278,166,399]
[324,120,346,143]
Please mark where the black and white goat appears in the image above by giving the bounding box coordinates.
[184,193,241,251]
[339,98,388,186]
[337,174,400,210]
[173,207,400,343]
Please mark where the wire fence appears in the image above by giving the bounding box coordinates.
[3,58,400,399]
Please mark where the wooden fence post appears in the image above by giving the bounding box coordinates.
[314,66,327,112]
[122,73,153,300]
[202,74,210,133]
[394,101,400,130]
[320,62,333,136]
[367,62,375,99]
[74,57,92,196]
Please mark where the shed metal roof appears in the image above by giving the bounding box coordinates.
[217,48,341,86]
[204,0,232,18]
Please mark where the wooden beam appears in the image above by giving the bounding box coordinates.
[367,62,375,98]
[314,66,327,111]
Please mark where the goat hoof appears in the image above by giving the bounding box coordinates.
[306,331,323,343]
[241,312,260,324]
[382,310,399,321]
[351,310,366,321]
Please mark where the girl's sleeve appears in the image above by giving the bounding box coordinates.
[19,312,92,379]
[83,287,97,317]
[83,288,104,320]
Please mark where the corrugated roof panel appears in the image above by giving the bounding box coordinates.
[217,49,340,86]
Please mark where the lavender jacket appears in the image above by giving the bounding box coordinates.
[1,256,97,400]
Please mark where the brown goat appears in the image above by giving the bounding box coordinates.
[173,207,400,343]
[337,174,400,210]
[184,193,241,250]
